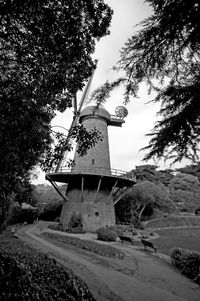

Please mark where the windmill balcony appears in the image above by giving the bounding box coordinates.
[57,166,136,181]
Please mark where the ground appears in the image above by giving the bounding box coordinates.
[17,221,200,301]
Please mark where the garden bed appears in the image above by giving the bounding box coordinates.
[41,232,125,259]
[0,231,95,301]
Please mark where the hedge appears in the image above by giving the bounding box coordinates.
[171,248,200,284]
[48,223,86,234]
[42,232,124,259]
[0,231,95,300]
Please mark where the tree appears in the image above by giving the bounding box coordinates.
[177,164,200,180]
[0,0,112,231]
[116,180,169,222]
[92,0,200,163]
[169,173,200,213]
[133,181,169,221]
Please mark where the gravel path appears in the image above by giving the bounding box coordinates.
[17,222,200,301]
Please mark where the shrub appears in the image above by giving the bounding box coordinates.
[48,223,86,234]
[67,227,86,234]
[48,223,64,231]
[42,232,124,259]
[8,202,22,225]
[96,226,117,242]
[69,212,83,228]
[0,232,95,300]
[171,248,200,282]
[9,203,38,224]
[38,201,62,221]
[19,207,38,224]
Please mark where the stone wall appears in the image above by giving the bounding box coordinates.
[60,188,115,232]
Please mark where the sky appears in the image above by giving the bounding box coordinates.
[32,0,189,184]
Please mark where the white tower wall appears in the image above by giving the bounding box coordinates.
[73,116,111,172]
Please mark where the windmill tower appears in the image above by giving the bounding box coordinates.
[46,72,136,232]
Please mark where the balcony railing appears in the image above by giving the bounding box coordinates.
[56,166,136,181]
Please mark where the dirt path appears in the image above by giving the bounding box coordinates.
[17,222,200,301]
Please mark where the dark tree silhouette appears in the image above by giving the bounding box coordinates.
[0,0,112,231]
[92,0,200,163]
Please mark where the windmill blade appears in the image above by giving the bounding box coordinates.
[55,61,98,172]
[77,60,98,113]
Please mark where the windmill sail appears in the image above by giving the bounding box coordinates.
[55,63,97,172]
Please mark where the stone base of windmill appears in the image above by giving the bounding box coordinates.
[59,189,116,233]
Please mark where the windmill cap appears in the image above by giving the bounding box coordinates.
[79,105,111,122]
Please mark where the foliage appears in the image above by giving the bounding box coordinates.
[19,207,38,224]
[115,200,141,228]
[42,232,124,259]
[171,248,200,283]
[48,223,86,234]
[116,179,174,223]
[92,0,200,163]
[43,124,103,172]
[8,202,38,225]
[169,173,200,213]
[131,165,174,186]
[131,181,169,221]
[38,201,62,221]
[8,202,22,225]
[0,193,14,232]
[68,212,83,229]
[96,226,117,242]
[0,231,95,300]
[0,0,112,230]
[14,180,35,205]
[177,163,200,179]
[116,224,138,236]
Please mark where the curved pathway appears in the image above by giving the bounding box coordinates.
[17,222,200,301]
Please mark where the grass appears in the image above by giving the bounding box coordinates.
[145,215,200,229]
[151,227,200,255]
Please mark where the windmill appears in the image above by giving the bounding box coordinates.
[46,67,136,232]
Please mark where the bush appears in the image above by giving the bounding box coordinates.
[171,248,200,283]
[42,232,124,259]
[19,208,38,224]
[48,223,86,234]
[38,201,62,221]
[96,226,117,242]
[8,202,22,225]
[67,227,86,234]
[8,203,38,225]
[69,212,83,228]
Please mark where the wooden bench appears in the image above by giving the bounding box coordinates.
[141,239,157,253]
[119,235,133,245]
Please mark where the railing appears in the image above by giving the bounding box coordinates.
[56,166,136,181]
[110,115,124,120]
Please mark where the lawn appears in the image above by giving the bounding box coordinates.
[153,227,200,255]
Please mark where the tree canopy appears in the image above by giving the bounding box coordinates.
[169,173,200,213]
[92,0,200,163]
[0,0,112,231]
